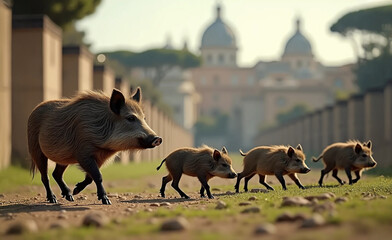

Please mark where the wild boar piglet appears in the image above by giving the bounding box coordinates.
[235,144,310,192]
[157,145,237,199]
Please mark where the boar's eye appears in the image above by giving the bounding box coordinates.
[362,154,367,158]
[222,163,229,168]
[296,159,301,163]
[126,115,136,122]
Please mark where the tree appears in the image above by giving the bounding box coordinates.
[330,4,392,92]
[12,0,102,30]
[103,49,201,86]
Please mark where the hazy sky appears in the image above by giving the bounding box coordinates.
[76,0,391,67]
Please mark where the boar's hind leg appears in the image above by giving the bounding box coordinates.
[198,176,213,199]
[171,173,189,199]
[288,173,305,189]
[79,158,111,205]
[34,153,57,203]
[259,174,274,190]
[73,174,93,195]
[332,169,345,185]
[52,164,74,201]
[160,174,172,198]
[275,173,287,190]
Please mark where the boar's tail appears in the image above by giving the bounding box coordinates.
[239,149,247,157]
[156,159,166,171]
[30,160,36,180]
[312,155,323,162]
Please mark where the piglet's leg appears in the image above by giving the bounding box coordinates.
[259,174,274,190]
[198,176,213,199]
[79,157,111,205]
[352,170,362,184]
[344,168,353,185]
[332,169,345,185]
[244,173,256,192]
[288,173,305,189]
[52,164,74,201]
[275,173,287,190]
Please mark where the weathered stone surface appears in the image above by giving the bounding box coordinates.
[335,197,348,204]
[276,212,307,222]
[239,202,252,206]
[312,202,336,213]
[248,196,257,201]
[254,223,276,235]
[160,202,172,207]
[300,214,325,228]
[241,207,261,214]
[150,203,160,207]
[6,220,38,234]
[250,188,269,193]
[281,197,311,207]
[216,200,227,210]
[160,217,189,231]
[82,211,109,227]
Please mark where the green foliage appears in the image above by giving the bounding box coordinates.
[194,112,229,136]
[330,4,392,92]
[330,4,392,36]
[276,104,309,124]
[102,49,201,85]
[12,0,102,29]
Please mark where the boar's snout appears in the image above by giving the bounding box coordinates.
[300,167,311,174]
[369,161,376,168]
[139,135,162,148]
[228,172,237,179]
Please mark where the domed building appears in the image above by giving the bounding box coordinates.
[200,4,238,67]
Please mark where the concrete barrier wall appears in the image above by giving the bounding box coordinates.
[12,15,62,165]
[0,1,11,170]
[255,81,392,166]
[62,45,93,97]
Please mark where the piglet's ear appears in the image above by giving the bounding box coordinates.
[110,88,125,115]
[287,147,295,158]
[355,143,362,154]
[213,149,221,161]
[296,144,303,152]
[222,146,228,154]
[366,140,372,149]
[132,87,142,103]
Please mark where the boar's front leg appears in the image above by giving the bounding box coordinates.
[52,164,74,201]
[198,176,213,199]
[344,167,353,185]
[275,173,287,190]
[79,157,111,205]
[73,174,93,195]
[200,185,206,198]
[259,174,274,190]
[332,169,345,185]
[288,173,305,189]
[352,170,362,184]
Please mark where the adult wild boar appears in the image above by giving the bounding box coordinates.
[235,145,310,192]
[157,146,237,199]
[313,140,376,186]
[28,88,162,205]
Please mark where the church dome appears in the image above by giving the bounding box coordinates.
[283,18,312,56]
[201,5,236,49]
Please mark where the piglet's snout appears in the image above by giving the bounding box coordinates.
[301,167,311,173]
[152,137,162,147]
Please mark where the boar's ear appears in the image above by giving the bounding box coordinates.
[354,143,362,154]
[222,146,228,154]
[296,144,303,152]
[287,147,295,158]
[213,149,221,161]
[110,89,125,115]
[132,87,142,103]
[366,140,372,149]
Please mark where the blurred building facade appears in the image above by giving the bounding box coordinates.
[188,4,357,149]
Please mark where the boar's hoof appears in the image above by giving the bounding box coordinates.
[100,196,112,205]
[63,194,74,202]
[47,195,57,203]
[182,195,190,199]
[299,186,306,190]
[208,195,215,199]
